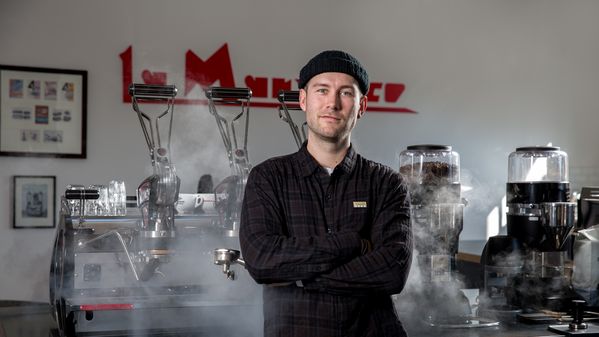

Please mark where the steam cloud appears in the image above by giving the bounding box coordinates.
[395,162,473,327]
[47,100,264,337]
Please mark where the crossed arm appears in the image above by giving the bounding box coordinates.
[239,167,412,296]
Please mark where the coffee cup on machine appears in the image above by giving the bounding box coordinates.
[176,193,203,214]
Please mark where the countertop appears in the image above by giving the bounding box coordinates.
[0,301,56,337]
[403,318,593,337]
[458,239,487,263]
[1,300,595,337]
[0,240,577,337]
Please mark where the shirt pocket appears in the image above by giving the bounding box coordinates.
[337,197,372,236]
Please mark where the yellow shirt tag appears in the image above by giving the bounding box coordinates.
[353,201,367,208]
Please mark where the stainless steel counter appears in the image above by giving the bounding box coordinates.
[404,320,565,337]
[2,300,597,337]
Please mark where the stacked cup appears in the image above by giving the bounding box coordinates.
[66,184,85,216]
[108,180,126,216]
[86,185,108,216]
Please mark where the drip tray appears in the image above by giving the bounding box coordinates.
[548,323,599,336]
[518,311,566,324]
[518,310,599,325]
[426,316,500,328]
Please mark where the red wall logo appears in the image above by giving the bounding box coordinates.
[120,44,415,113]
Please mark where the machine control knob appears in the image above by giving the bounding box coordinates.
[569,299,588,330]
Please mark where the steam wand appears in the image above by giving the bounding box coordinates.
[77,230,140,281]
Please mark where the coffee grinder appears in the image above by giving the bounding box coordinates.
[481,146,578,317]
[398,145,473,325]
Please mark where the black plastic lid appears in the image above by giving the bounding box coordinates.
[515,146,560,152]
[406,144,452,151]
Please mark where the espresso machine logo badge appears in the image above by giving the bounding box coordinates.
[353,201,367,208]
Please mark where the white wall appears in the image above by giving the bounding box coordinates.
[2,0,599,301]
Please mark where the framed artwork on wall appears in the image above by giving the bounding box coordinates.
[12,175,56,229]
[0,65,87,158]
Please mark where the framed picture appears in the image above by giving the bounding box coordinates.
[0,65,87,158]
[12,175,56,229]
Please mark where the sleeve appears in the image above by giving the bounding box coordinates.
[303,172,413,296]
[239,165,363,284]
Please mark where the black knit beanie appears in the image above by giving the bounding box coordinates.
[298,50,369,95]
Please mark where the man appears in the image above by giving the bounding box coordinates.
[240,50,412,337]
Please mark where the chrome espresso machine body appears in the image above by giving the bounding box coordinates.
[49,85,260,337]
[480,146,578,319]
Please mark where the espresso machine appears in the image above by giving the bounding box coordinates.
[48,84,261,337]
[397,145,480,326]
[480,146,578,319]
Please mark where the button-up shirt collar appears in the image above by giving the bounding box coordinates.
[297,142,357,178]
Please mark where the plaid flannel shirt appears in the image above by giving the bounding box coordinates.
[240,144,412,337]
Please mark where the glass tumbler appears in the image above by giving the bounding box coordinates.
[108,180,126,216]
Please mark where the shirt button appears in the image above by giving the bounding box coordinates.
[326,193,332,200]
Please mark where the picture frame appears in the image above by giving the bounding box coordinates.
[0,65,87,158]
[12,175,56,229]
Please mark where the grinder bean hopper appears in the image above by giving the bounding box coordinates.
[480,146,578,318]
[399,145,464,283]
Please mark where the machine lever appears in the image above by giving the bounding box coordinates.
[277,89,305,148]
[277,90,299,103]
[205,87,251,100]
[129,84,177,99]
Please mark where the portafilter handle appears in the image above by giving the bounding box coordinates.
[213,248,246,280]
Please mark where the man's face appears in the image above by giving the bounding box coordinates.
[299,72,367,144]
